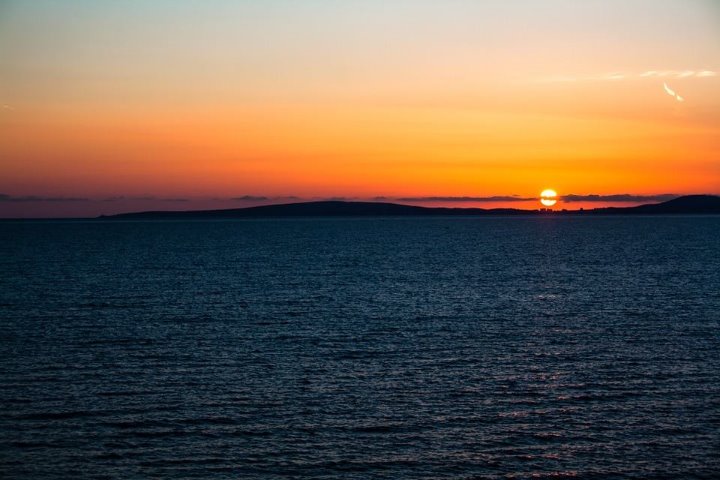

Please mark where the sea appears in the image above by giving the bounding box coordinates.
[1,216,719,479]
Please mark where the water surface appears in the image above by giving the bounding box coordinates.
[1,216,719,478]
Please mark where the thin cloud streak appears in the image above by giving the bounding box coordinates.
[0,194,192,203]
[663,82,684,102]
[396,196,534,202]
[229,195,300,202]
[539,69,717,83]
[0,194,87,202]
[102,196,189,202]
[560,194,678,203]
[230,195,269,201]
[395,195,680,204]
[0,193,687,206]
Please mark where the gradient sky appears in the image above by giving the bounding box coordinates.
[1,0,719,217]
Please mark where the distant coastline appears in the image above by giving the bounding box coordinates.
[97,195,720,220]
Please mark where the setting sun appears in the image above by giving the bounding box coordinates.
[540,189,558,207]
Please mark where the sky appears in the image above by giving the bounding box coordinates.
[0,0,719,217]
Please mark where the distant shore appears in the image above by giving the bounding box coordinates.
[2,195,719,220]
[97,195,720,220]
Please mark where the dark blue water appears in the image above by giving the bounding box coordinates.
[1,217,719,479]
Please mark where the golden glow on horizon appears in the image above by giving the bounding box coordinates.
[540,189,558,207]
[0,1,719,217]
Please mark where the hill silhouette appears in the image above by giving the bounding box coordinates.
[101,201,530,219]
[101,195,720,219]
[588,195,720,214]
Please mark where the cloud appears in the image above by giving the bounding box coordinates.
[395,194,680,204]
[230,195,269,201]
[0,194,87,202]
[229,195,300,202]
[603,72,626,81]
[663,82,684,102]
[641,70,716,79]
[539,69,717,83]
[101,196,188,202]
[0,194,195,203]
[396,195,534,202]
[560,194,677,203]
[320,196,356,202]
[0,193,683,206]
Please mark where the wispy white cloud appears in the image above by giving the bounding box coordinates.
[663,82,684,102]
[539,69,717,83]
[603,72,626,81]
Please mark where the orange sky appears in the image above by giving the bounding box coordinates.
[1,1,719,217]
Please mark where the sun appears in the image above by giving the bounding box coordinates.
[540,189,558,207]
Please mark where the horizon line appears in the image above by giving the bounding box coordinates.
[4,192,714,205]
[3,194,720,220]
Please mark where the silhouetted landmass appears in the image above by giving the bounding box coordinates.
[586,195,720,215]
[101,195,720,219]
[101,201,528,219]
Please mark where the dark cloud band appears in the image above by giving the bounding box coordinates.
[0,194,87,202]
[560,194,677,203]
[0,193,683,204]
[396,196,534,202]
